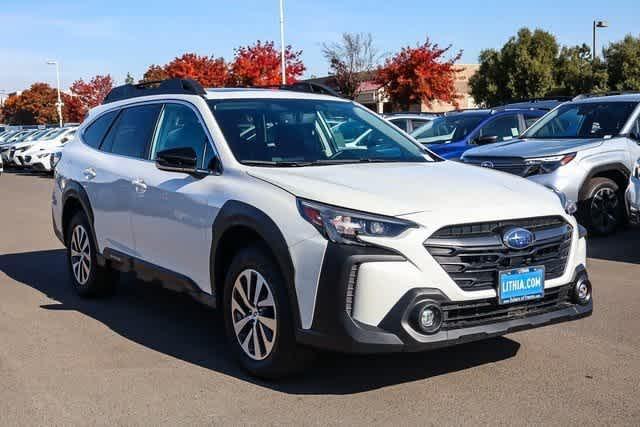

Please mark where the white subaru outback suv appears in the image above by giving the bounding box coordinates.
[52,79,592,378]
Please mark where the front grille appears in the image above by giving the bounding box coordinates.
[441,284,573,330]
[464,157,533,177]
[425,217,572,292]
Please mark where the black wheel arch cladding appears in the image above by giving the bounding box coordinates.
[210,200,301,328]
[61,180,97,246]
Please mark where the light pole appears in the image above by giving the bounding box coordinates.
[46,60,64,127]
[279,0,286,85]
[592,20,608,61]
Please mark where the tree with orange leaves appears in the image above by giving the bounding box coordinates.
[376,40,462,109]
[1,83,59,124]
[229,40,305,87]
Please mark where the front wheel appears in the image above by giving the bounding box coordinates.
[223,244,313,379]
[579,177,623,236]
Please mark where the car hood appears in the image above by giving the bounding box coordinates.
[247,161,563,218]
[463,137,605,159]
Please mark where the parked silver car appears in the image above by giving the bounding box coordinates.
[462,93,640,235]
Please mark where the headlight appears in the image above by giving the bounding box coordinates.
[297,199,417,245]
[37,152,49,158]
[525,153,576,175]
[548,187,577,215]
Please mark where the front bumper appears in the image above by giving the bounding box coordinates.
[296,243,592,353]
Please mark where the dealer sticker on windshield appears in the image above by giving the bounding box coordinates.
[498,266,545,305]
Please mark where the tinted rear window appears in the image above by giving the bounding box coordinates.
[101,104,161,158]
[83,110,118,149]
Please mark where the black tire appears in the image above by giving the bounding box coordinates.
[223,244,314,379]
[579,177,622,236]
[66,212,117,297]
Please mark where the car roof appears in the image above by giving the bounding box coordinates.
[204,88,349,102]
[572,93,640,103]
[385,114,436,120]
[88,87,350,119]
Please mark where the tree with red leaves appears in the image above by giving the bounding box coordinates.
[376,40,462,109]
[230,40,305,86]
[62,94,86,123]
[164,53,229,87]
[69,75,114,116]
[142,53,228,87]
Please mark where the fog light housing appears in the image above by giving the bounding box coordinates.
[573,276,592,305]
[414,302,443,334]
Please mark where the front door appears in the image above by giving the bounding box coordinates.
[129,102,218,293]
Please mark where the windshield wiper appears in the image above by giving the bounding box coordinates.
[240,160,315,167]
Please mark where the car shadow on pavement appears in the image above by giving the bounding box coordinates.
[0,249,520,395]
[587,226,640,265]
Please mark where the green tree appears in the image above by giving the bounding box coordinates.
[124,72,135,84]
[470,28,559,106]
[604,34,640,91]
[554,44,608,96]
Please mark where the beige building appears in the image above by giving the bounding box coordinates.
[305,64,479,114]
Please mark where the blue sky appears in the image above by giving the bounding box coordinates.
[1,0,638,92]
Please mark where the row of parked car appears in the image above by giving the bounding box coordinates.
[0,126,77,174]
[385,94,640,236]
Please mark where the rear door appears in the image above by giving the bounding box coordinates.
[85,104,161,255]
[129,102,218,293]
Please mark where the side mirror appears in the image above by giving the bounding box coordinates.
[476,135,499,145]
[156,147,198,174]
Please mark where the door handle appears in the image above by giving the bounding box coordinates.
[83,167,97,180]
[132,178,147,193]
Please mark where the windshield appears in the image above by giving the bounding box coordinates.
[410,113,489,145]
[524,101,639,139]
[208,99,433,166]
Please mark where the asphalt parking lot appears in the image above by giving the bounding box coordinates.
[1,171,639,426]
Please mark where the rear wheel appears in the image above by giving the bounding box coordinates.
[223,244,313,379]
[66,212,117,297]
[580,177,622,236]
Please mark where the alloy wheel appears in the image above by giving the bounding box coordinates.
[590,187,619,233]
[231,269,277,361]
[70,225,91,285]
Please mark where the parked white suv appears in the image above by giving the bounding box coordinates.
[20,127,77,172]
[52,79,592,378]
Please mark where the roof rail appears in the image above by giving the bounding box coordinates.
[103,78,206,104]
[573,91,640,101]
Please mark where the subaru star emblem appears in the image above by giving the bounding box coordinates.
[503,227,535,250]
[481,161,494,168]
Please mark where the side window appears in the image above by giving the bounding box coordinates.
[631,117,640,143]
[479,114,520,141]
[391,119,408,132]
[151,103,211,168]
[101,104,161,158]
[524,113,542,129]
[82,110,118,149]
[411,119,429,131]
